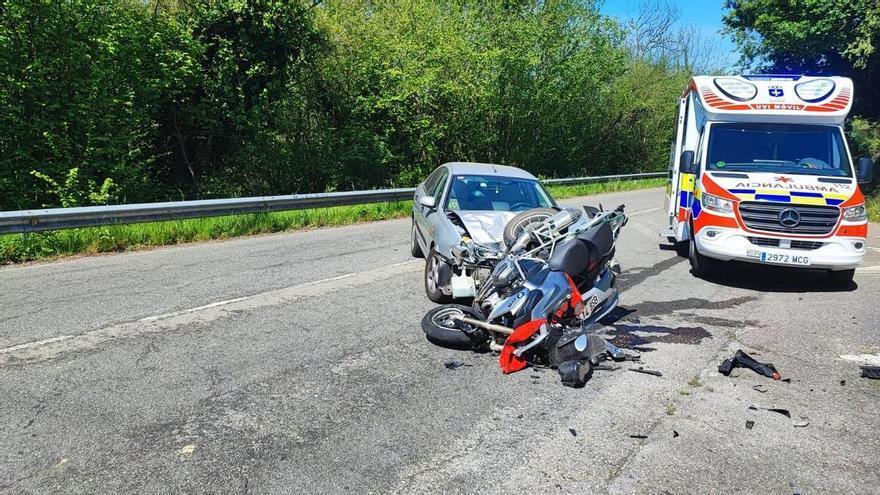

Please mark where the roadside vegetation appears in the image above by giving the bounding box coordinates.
[1,0,722,213]
[0,178,665,264]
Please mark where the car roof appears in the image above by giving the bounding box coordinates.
[441,162,538,180]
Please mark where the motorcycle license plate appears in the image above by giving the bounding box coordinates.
[747,249,810,266]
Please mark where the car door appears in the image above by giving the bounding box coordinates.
[413,167,447,252]
[423,168,450,252]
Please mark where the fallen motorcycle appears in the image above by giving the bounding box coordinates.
[422,204,629,387]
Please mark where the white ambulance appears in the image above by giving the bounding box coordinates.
[664,75,874,285]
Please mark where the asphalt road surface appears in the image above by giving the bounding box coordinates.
[2,187,879,494]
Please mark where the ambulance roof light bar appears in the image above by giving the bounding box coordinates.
[714,77,758,101]
[795,78,836,102]
[742,74,803,81]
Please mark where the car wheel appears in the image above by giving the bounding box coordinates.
[425,249,453,303]
[410,221,424,258]
[688,223,715,279]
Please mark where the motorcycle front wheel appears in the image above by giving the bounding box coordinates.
[421,304,488,349]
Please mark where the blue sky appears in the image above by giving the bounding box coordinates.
[600,0,739,68]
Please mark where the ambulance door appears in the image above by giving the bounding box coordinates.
[666,94,689,223]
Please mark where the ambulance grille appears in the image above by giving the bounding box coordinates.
[738,202,840,235]
[747,237,825,250]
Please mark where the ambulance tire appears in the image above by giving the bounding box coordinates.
[827,269,855,288]
[688,224,716,279]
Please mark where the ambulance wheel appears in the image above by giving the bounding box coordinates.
[827,269,855,288]
[688,224,715,279]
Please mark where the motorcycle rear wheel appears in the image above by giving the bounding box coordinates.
[503,208,558,248]
[421,304,488,349]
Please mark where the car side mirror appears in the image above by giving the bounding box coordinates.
[679,150,696,175]
[418,195,436,209]
[858,157,874,184]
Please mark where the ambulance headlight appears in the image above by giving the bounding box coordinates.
[795,78,836,103]
[702,193,734,214]
[714,78,757,101]
[843,204,867,222]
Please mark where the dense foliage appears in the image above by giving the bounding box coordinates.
[723,0,880,161]
[1,0,701,210]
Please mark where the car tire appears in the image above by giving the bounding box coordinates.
[827,269,855,288]
[688,223,716,279]
[503,208,558,247]
[425,249,453,303]
[421,304,488,349]
[410,221,424,258]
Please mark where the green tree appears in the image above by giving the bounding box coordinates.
[723,0,880,118]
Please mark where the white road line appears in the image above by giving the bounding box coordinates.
[856,265,880,273]
[0,334,73,354]
[628,206,663,217]
[0,260,422,367]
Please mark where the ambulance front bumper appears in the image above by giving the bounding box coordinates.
[695,227,866,270]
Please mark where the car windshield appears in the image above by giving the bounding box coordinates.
[445,175,552,211]
[706,123,852,177]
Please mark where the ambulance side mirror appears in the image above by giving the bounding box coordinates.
[857,157,874,184]
[679,150,697,175]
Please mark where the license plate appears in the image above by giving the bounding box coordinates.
[747,249,810,266]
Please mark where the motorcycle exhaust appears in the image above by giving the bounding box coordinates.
[454,315,513,336]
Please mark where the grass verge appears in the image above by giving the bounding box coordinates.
[867,193,880,223]
[0,177,665,265]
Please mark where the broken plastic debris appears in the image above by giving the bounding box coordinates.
[672,430,679,438]
[629,367,662,377]
[719,350,781,380]
[177,444,196,455]
[629,434,648,439]
[861,366,880,379]
[793,417,810,428]
[444,359,466,370]
[752,384,768,393]
[745,420,755,430]
[569,428,577,437]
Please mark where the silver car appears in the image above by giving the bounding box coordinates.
[410,162,557,302]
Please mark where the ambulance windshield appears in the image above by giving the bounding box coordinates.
[706,123,852,177]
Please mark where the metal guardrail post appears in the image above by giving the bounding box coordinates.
[0,172,665,234]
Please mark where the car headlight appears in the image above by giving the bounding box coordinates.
[843,204,867,222]
[702,193,734,214]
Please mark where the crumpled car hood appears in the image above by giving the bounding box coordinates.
[453,211,518,244]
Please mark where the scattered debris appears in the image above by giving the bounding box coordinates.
[719,350,781,380]
[793,417,810,428]
[745,420,755,430]
[530,374,541,379]
[861,366,880,379]
[780,378,792,383]
[672,430,679,438]
[629,434,648,439]
[752,384,768,393]
[569,428,577,437]
[629,367,663,377]
[593,364,620,371]
[444,359,466,370]
[750,405,792,418]
[177,444,196,455]
[840,380,846,386]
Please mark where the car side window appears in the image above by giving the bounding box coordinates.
[431,169,449,200]
[422,167,443,196]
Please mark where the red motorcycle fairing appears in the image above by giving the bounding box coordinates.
[499,318,546,374]
[498,274,584,374]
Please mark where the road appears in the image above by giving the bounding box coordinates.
[2,187,879,494]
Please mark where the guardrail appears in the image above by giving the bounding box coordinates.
[0,172,665,234]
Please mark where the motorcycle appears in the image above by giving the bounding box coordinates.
[421,204,628,387]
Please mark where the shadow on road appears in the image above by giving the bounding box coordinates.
[701,260,858,293]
